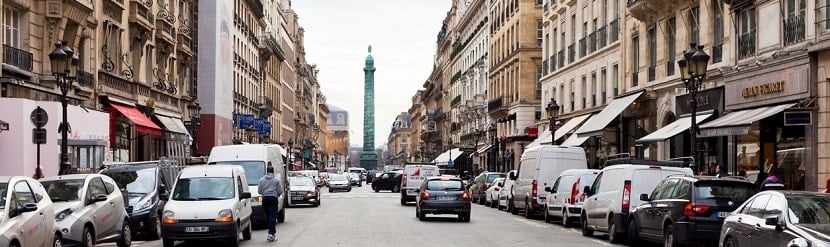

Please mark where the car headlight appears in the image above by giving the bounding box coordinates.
[136,197,154,211]
[162,210,177,224]
[257,196,263,202]
[306,192,313,197]
[215,209,233,222]
[55,208,73,221]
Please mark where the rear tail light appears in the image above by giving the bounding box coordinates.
[420,191,430,200]
[494,187,500,191]
[684,202,711,217]
[531,180,538,198]
[481,184,488,191]
[402,176,407,187]
[570,178,581,204]
[461,192,470,201]
[621,180,631,213]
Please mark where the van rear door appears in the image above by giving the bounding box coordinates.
[630,168,665,211]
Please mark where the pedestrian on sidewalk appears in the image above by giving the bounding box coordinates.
[259,165,282,242]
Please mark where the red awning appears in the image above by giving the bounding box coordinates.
[109,103,162,135]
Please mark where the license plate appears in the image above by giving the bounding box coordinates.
[438,196,455,200]
[718,212,729,218]
[185,226,209,233]
[292,196,304,200]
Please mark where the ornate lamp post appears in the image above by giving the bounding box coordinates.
[545,98,560,145]
[677,43,710,171]
[49,41,79,175]
[185,100,201,156]
[286,138,294,170]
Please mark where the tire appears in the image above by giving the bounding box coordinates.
[228,230,240,247]
[242,221,252,240]
[664,224,679,247]
[163,239,175,247]
[723,236,738,247]
[82,227,94,247]
[463,213,471,222]
[418,210,426,221]
[9,242,19,247]
[329,188,333,193]
[147,216,162,240]
[373,186,379,192]
[510,199,518,215]
[116,221,131,247]
[52,233,61,247]
[401,197,407,205]
[277,206,286,223]
[392,185,400,193]
[479,193,486,205]
[581,214,594,237]
[524,201,534,219]
[628,219,641,246]
[608,217,623,244]
[544,206,553,223]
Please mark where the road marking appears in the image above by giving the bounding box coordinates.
[592,239,612,246]
[514,218,549,228]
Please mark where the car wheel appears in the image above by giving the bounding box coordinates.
[463,213,471,222]
[162,239,175,247]
[664,224,679,247]
[723,236,739,247]
[628,219,641,246]
[608,217,623,244]
[418,210,426,221]
[82,226,94,247]
[53,233,61,247]
[544,206,553,223]
[524,201,534,219]
[392,185,400,193]
[116,221,131,247]
[373,185,379,192]
[510,199,518,215]
[401,197,407,205]
[581,214,594,237]
[329,188,333,193]
[148,216,162,240]
[228,230,240,247]
[562,209,571,227]
[242,221,252,240]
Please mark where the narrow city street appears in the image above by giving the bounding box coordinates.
[112,185,626,247]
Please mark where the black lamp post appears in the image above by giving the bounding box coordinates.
[50,41,79,175]
[545,98,560,145]
[287,138,294,170]
[185,100,201,156]
[677,43,710,171]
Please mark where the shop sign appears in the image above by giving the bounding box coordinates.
[725,61,810,109]
[676,87,724,115]
[698,126,750,138]
[741,81,785,98]
[784,111,812,126]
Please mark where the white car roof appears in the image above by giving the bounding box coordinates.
[40,174,93,181]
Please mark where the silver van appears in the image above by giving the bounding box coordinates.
[512,145,588,218]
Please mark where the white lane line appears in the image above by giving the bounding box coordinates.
[592,239,612,246]
[514,218,550,228]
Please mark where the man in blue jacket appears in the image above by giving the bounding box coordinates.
[258,165,282,242]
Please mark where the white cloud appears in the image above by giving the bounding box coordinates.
[292,1,451,149]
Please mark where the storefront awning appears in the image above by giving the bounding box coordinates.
[109,103,161,135]
[470,144,493,157]
[698,103,795,137]
[432,148,462,164]
[527,113,592,148]
[560,133,590,147]
[576,91,644,137]
[155,114,190,135]
[636,113,713,143]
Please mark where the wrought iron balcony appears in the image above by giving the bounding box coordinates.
[609,18,620,42]
[784,15,805,46]
[76,70,94,88]
[738,31,756,59]
[588,32,596,53]
[579,38,586,58]
[597,26,607,47]
[647,65,656,81]
[488,96,506,114]
[557,50,564,68]
[247,0,265,19]
[128,2,154,31]
[258,33,285,61]
[568,44,575,63]
[666,60,675,76]
[2,44,33,72]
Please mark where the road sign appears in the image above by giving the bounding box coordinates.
[447,161,454,168]
[32,128,47,144]
[30,107,48,128]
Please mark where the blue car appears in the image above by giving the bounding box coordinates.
[349,173,362,187]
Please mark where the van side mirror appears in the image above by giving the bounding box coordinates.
[90,194,108,203]
[640,194,650,201]
[544,187,552,192]
[240,192,252,199]
[765,215,784,229]
[583,186,592,196]
[509,173,517,180]
[17,203,38,214]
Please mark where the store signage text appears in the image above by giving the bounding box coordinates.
[742,81,785,98]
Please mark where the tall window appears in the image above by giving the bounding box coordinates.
[591,72,597,107]
[613,64,619,96]
[571,14,577,43]
[688,6,700,44]
[784,0,805,45]
[536,65,543,100]
[632,35,640,87]
[712,0,724,62]
[537,19,544,47]
[738,7,756,58]
[600,68,607,105]
[581,76,587,109]
[826,0,830,30]
[647,26,657,81]
[3,6,21,48]
[569,81,575,111]
[667,17,676,75]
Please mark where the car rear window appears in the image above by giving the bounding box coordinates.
[694,181,756,201]
[426,180,463,191]
[787,195,830,224]
[486,174,505,184]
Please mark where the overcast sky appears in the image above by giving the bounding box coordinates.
[292,1,452,149]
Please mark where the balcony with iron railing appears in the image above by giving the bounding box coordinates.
[568,44,575,63]
[487,96,506,114]
[712,44,723,63]
[76,70,94,88]
[2,44,33,72]
[557,50,564,68]
[610,18,620,42]
[597,26,607,47]
[579,38,586,58]
[128,2,154,31]
[247,0,265,19]
[588,32,596,53]
[156,20,176,45]
[647,65,656,81]
[784,15,805,46]
[738,31,756,59]
[666,60,675,76]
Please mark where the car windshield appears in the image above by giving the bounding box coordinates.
[102,167,156,195]
[694,182,756,201]
[426,180,463,191]
[486,174,506,184]
[172,177,235,201]
[41,179,85,202]
[290,177,314,186]
[787,195,830,224]
[329,174,347,181]
[212,161,265,186]
[350,173,360,179]
[0,183,7,210]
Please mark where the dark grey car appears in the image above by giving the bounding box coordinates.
[719,191,830,247]
[416,177,471,222]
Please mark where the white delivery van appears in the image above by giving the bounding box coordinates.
[208,144,287,224]
[581,157,693,243]
[544,169,600,225]
[400,163,440,205]
[161,165,253,247]
[512,145,588,218]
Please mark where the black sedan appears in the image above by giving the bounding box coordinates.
[415,176,471,222]
[720,190,830,247]
[372,171,402,192]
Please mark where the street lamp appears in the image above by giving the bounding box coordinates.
[50,41,79,175]
[677,43,710,171]
[185,100,201,156]
[545,98,560,145]
[287,138,294,170]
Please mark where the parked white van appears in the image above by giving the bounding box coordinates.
[208,144,287,224]
[512,145,587,218]
[400,163,440,205]
[161,165,253,247]
[581,156,693,243]
[543,169,600,225]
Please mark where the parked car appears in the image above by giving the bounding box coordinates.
[628,176,757,246]
[41,174,132,247]
[485,178,505,208]
[499,170,518,212]
[288,176,320,207]
[415,176,471,222]
[328,174,351,192]
[469,172,506,205]
[208,144,287,224]
[543,169,599,225]
[348,167,368,183]
[100,161,178,240]
[349,172,362,187]
[372,171,403,192]
[0,176,61,247]
[366,170,377,184]
[581,156,693,243]
[401,164,440,205]
[160,165,253,247]
[513,145,588,218]
[719,190,830,247]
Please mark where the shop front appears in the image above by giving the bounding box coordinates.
[105,100,162,163]
[153,112,192,165]
[698,55,815,190]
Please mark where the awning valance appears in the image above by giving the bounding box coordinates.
[560,133,590,147]
[698,103,795,137]
[108,103,161,135]
[155,114,190,135]
[576,91,644,137]
[636,113,713,143]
